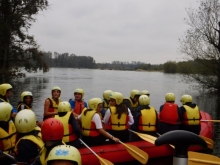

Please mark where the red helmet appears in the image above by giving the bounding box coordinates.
[41,118,64,141]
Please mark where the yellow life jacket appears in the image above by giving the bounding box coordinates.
[17,103,32,110]
[55,112,77,142]
[183,105,200,125]
[138,107,157,131]
[14,135,44,154]
[0,120,17,153]
[35,126,42,138]
[0,98,9,102]
[81,109,100,137]
[108,107,129,131]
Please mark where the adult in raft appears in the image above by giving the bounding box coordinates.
[17,91,33,112]
[179,94,201,135]
[43,86,62,120]
[103,92,134,142]
[101,90,113,117]
[158,93,181,135]
[141,90,150,97]
[78,98,119,146]
[0,102,17,164]
[123,90,141,116]
[69,88,87,117]
[0,83,17,117]
[32,118,64,165]
[46,145,82,165]
[55,101,81,148]
[132,95,158,138]
[14,110,44,165]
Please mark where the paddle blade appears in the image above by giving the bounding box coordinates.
[188,151,220,165]
[97,156,114,165]
[199,135,214,149]
[121,143,148,164]
[136,133,156,144]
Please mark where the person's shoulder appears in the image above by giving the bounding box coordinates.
[18,139,38,149]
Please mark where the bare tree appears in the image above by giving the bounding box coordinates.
[179,0,220,94]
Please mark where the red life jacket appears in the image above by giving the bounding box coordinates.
[159,102,180,125]
[44,98,61,119]
[74,100,85,115]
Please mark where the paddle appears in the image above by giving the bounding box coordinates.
[117,140,148,164]
[79,139,114,165]
[0,150,16,162]
[188,151,220,165]
[128,129,156,144]
[199,135,214,149]
[201,120,220,123]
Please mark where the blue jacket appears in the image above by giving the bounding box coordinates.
[69,99,87,110]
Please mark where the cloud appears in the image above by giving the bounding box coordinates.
[30,0,199,64]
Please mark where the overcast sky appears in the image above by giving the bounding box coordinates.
[29,0,200,64]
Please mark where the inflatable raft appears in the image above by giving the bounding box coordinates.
[79,111,214,165]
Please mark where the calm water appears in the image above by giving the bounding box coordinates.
[7,68,220,160]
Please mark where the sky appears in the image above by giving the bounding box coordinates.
[29,0,200,64]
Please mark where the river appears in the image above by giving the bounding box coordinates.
[6,68,220,162]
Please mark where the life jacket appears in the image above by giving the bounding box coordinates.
[44,98,61,119]
[55,112,77,142]
[138,107,157,131]
[72,100,85,115]
[0,120,17,153]
[107,107,129,131]
[103,99,109,111]
[182,105,200,125]
[14,135,44,161]
[159,102,180,125]
[17,103,32,111]
[0,98,9,102]
[81,109,101,137]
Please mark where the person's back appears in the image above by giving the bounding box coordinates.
[179,95,201,135]
[132,95,158,138]
[55,101,81,148]
[158,93,181,135]
[14,110,44,165]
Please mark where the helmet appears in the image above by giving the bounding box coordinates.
[15,109,36,133]
[0,83,12,96]
[46,145,82,165]
[130,90,141,99]
[41,118,64,141]
[103,90,113,100]
[74,88,84,98]
[139,95,150,105]
[20,91,33,102]
[141,90,150,96]
[58,101,71,112]
[109,92,123,105]
[88,98,103,110]
[52,86,61,92]
[180,95,193,104]
[0,102,12,122]
[165,93,175,102]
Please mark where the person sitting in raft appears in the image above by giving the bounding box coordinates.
[17,91,33,112]
[43,86,62,120]
[78,98,119,146]
[179,95,201,135]
[132,95,158,139]
[123,90,141,116]
[46,145,82,165]
[141,90,150,97]
[103,92,134,142]
[158,93,181,135]
[101,90,113,117]
[0,83,17,118]
[55,101,81,148]
[0,102,17,165]
[14,110,44,165]
[32,118,65,165]
[69,88,87,117]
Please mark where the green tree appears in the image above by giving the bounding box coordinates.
[179,0,220,94]
[163,61,177,73]
[0,0,49,81]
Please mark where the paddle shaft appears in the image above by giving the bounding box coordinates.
[201,120,220,122]
[79,139,98,157]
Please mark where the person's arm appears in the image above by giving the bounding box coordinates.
[127,108,134,125]
[103,109,111,125]
[44,99,57,116]
[93,114,119,143]
[70,114,81,138]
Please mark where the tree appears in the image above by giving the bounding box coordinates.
[0,0,49,81]
[163,61,177,73]
[179,0,220,94]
